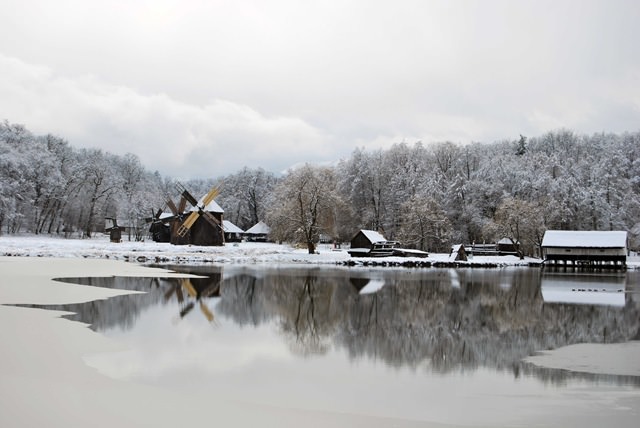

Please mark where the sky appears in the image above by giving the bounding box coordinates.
[1,0,639,179]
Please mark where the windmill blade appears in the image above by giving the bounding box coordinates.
[177,195,187,213]
[200,210,222,228]
[163,284,178,302]
[179,302,195,318]
[199,301,214,323]
[201,282,220,298]
[175,284,184,303]
[202,185,221,207]
[181,278,198,298]
[166,199,179,215]
[175,182,198,207]
[177,211,201,237]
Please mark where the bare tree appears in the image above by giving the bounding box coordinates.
[267,164,342,254]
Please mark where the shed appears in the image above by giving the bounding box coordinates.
[348,230,387,256]
[496,238,519,254]
[449,244,467,262]
[223,220,244,242]
[245,221,271,242]
[541,230,628,268]
[351,230,386,249]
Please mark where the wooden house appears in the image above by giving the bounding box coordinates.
[244,221,271,242]
[496,238,519,254]
[541,230,628,267]
[223,220,244,242]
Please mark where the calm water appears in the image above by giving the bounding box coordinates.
[33,266,640,426]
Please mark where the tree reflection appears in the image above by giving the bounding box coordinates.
[26,266,640,384]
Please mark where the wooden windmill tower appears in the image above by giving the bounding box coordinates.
[147,182,225,246]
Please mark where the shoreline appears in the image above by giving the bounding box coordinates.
[4,233,638,268]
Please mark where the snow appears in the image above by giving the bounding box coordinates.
[359,279,386,294]
[245,221,270,234]
[193,197,224,213]
[222,220,244,233]
[1,234,638,268]
[359,229,386,243]
[541,230,628,248]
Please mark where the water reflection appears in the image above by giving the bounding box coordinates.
[27,266,640,385]
[541,270,626,307]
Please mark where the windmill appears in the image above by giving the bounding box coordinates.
[163,277,220,324]
[146,182,225,246]
[104,217,126,242]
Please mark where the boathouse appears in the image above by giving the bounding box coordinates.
[348,230,387,256]
[541,230,628,267]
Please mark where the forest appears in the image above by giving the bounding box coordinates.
[1,120,639,256]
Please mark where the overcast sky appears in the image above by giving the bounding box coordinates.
[1,0,638,178]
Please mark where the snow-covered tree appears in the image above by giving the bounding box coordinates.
[267,164,342,254]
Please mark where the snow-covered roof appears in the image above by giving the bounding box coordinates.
[245,221,270,234]
[189,196,224,213]
[222,220,244,234]
[359,229,386,243]
[497,238,518,245]
[541,231,628,248]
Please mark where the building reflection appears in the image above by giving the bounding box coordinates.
[24,266,640,385]
[541,270,626,307]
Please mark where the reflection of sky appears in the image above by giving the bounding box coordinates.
[84,299,292,380]
[78,267,640,426]
[83,298,638,426]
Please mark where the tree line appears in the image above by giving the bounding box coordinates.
[2,120,639,255]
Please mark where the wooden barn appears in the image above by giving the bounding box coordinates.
[541,230,628,268]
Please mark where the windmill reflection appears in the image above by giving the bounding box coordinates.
[163,276,221,324]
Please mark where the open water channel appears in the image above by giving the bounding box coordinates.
[28,265,640,426]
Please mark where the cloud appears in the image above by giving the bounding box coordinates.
[1,1,640,178]
[0,54,334,177]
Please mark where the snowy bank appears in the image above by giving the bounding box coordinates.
[0,234,532,266]
[1,234,638,268]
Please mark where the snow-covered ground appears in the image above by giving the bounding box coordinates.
[0,234,536,266]
[1,234,638,268]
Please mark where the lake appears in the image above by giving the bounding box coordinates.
[30,265,640,426]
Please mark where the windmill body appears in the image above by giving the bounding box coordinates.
[147,183,225,246]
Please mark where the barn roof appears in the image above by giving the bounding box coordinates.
[541,230,628,248]
[359,229,386,243]
[222,220,244,234]
[245,221,270,234]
